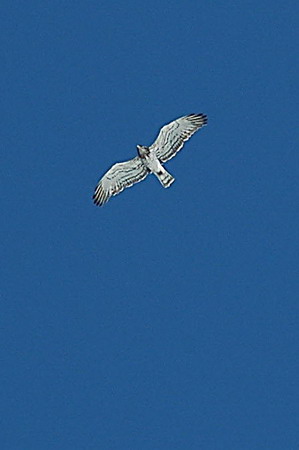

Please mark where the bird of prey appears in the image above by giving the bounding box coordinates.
[93,113,207,206]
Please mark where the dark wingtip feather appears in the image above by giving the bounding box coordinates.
[187,113,208,126]
[201,114,208,124]
[92,181,108,206]
[93,191,103,206]
[187,112,207,119]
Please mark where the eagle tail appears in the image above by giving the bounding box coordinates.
[155,168,175,188]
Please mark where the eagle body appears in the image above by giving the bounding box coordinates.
[93,113,207,206]
[137,144,174,188]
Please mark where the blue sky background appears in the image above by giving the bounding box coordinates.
[1,1,298,448]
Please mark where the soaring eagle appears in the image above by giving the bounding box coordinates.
[93,113,207,206]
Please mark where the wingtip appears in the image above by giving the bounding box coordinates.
[187,113,208,124]
[92,197,101,206]
[93,191,105,206]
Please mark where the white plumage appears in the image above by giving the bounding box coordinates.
[93,113,207,206]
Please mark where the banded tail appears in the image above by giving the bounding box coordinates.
[155,168,175,188]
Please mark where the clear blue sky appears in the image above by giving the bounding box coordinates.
[2,1,298,448]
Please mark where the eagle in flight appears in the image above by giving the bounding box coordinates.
[93,113,207,206]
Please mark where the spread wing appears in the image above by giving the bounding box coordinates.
[93,156,149,206]
[149,113,207,163]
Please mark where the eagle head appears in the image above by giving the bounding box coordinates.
[137,145,149,158]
